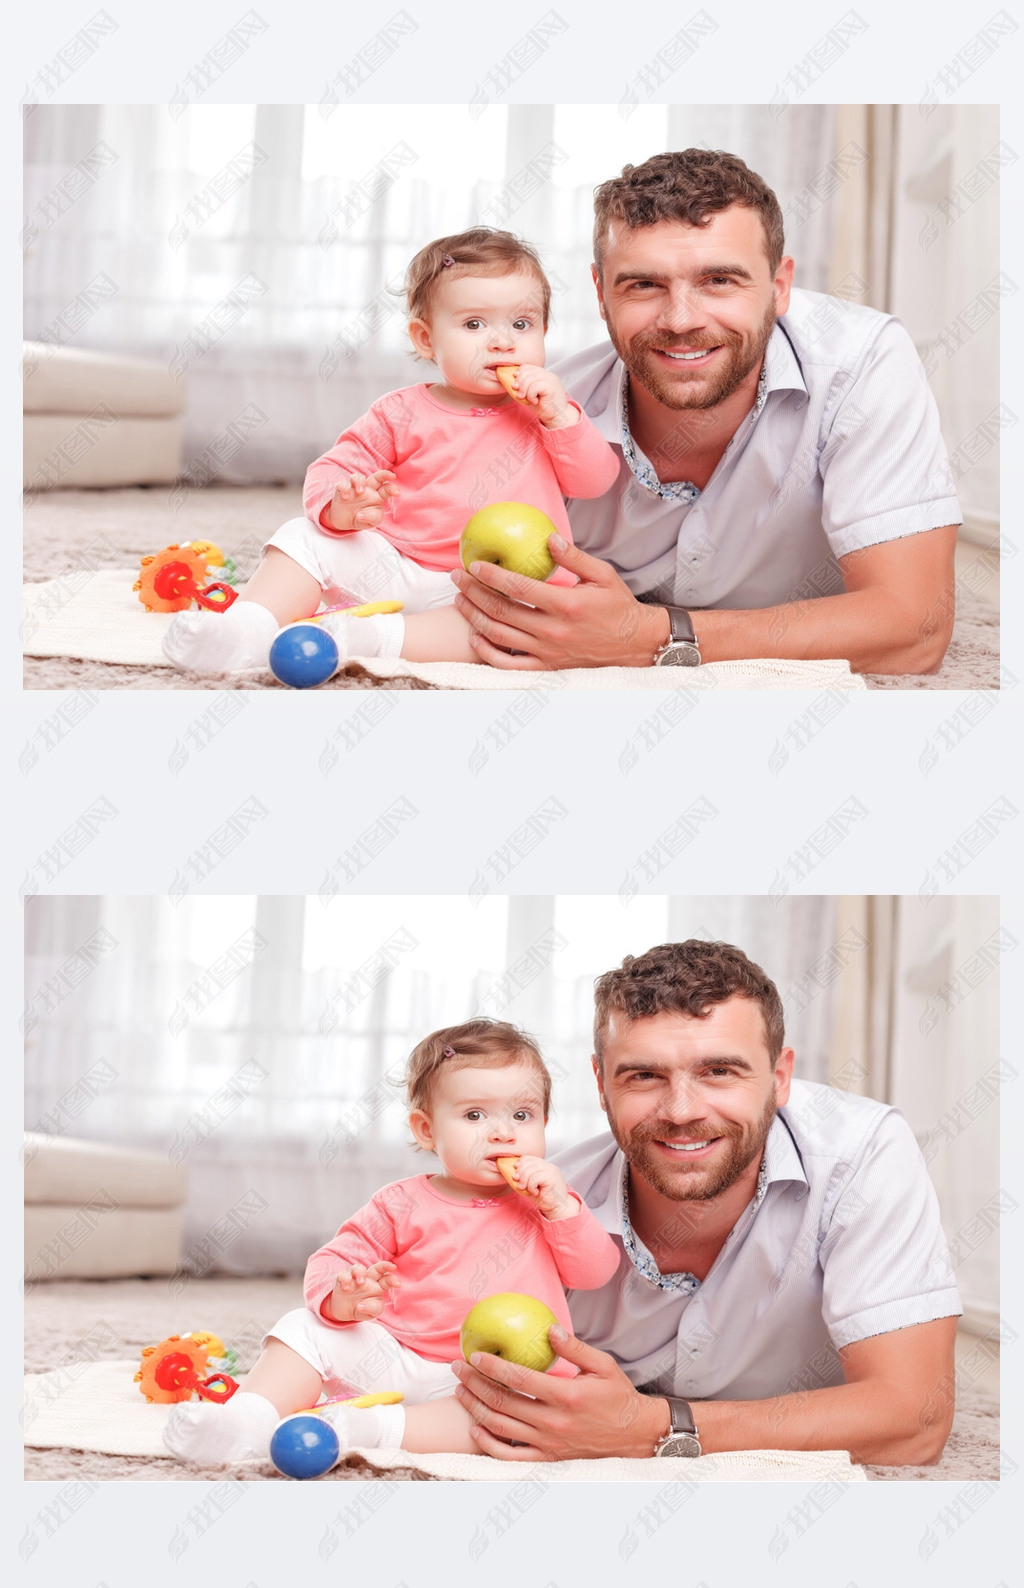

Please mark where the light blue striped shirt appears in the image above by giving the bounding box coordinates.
[553,289,962,611]
[553,1079,961,1402]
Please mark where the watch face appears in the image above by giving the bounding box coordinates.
[660,1433,702,1457]
[657,642,701,667]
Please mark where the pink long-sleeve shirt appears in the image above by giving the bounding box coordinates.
[304,1174,621,1376]
[303,384,621,583]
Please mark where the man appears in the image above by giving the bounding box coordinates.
[451,941,961,1465]
[451,150,960,674]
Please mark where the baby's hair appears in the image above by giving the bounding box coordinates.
[405,1018,552,1119]
[404,227,552,329]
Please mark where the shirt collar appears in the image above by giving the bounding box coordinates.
[762,319,810,403]
[617,1153,701,1293]
[763,1106,809,1187]
[612,1113,808,1293]
[616,365,700,504]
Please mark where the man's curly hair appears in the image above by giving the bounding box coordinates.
[592,149,785,277]
[593,940,785,1067]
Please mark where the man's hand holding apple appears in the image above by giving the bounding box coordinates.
[325,469,400,533]
[452,535,668,669]
[452,1325,668,1461]
[506,1154,578,1221]
[324,1259,400,1322]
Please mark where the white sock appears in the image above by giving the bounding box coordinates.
[162,601,279,677]
[162,1390,280,1467]
[320,611,405,661]
[322,1400,406,1452]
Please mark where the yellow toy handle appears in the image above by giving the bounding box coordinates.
[304,1390,405,1414]
[347,600,404,617]
[337,1390,404,1408]
[314,599,404,622]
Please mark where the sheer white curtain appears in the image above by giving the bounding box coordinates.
[26,893,846,1273]
[837,105,1001,541]
[932,107,1002,542]
[828,896,1001,1324]
[24,103,843,483]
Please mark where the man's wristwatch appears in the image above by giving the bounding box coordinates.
[652,1396,702,1458]
[649,603,702,667]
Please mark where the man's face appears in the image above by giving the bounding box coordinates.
[593,1000,794,1202]
[593,207,794,412]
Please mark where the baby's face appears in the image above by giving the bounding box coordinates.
[413,269,547,398]
[414,1061,547,1187]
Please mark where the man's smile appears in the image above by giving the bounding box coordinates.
[654,1135,723,1157]
[656,346,721,366]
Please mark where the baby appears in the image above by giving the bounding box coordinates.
[164,1018,619,1468]
[164,227,620,678]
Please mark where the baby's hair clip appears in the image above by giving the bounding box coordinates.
[440,254,455,267]
[441,1045,456,1058]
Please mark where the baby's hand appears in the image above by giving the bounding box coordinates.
[506,365,580,430]
[327,1259,400,1321]
[325,469,400,533]
[509,1155,578,1221]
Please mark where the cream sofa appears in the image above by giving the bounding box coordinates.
[24,1133,187,1281]
[23,341,185,490]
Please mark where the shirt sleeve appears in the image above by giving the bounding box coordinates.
[537,1190,622,1290]
[538,405,622,501]
[819,1109,962,1350]
[303,398,401,534]
[303,1187,401,1328]
[818,317,963,559]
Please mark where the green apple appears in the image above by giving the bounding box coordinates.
[460,1292,559,1373]
[460,502,558,582]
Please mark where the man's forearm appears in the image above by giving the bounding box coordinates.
[683,527,959,674]
[691,587,949,675]
[689,1378,950,1466]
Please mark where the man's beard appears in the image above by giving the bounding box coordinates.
[612,299,777,412]
[609,1090,779,1202]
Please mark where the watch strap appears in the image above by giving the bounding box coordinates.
[652,1395,702,1456]
[664,1396,698,1437]
[664,606,697,646]
[637,594,701,666]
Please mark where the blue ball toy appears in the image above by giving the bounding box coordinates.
[270,1413,340,1479]
[269,623,339,689]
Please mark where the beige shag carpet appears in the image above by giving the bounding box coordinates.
[24,1277,999,1482]
[22,486,999,690]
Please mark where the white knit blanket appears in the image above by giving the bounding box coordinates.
[24,1361,866,1481]
[22,570,866,690]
